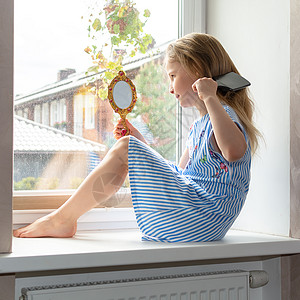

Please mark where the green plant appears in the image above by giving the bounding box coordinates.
[70,177,84,189]
[47,177,59,190]
[53,121,67,130]
[36,177,59,190]
[14,177,38,190]
[83,0,153,99]
[133,61,177,161]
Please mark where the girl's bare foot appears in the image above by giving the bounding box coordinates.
[13,211,77,238]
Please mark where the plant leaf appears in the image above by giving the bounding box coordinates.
[92,18,102,31]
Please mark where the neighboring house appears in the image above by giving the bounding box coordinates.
[14,116,107,189]
[14,68,114,145]
[13,44,168,189]
[14,48,165,145]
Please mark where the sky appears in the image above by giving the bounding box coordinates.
[14,0,178,96]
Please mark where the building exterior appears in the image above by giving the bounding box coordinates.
[13,47,167,189]
[14,51,163,146]
[14,115,106,189]
[14,69,114,145]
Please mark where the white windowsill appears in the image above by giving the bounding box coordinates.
[1,229,300,275]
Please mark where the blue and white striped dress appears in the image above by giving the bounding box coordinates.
[128,105,251,243]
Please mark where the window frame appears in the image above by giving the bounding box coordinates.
[12,0,207,228]
[84,95,95,130]
[34,104,41,123]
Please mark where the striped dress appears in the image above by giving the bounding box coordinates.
[128,105,251,243]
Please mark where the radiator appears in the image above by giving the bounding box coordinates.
[19,270,267,300]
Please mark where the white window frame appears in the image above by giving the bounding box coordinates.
[42,102,50,126]
[50,100,58,126]
[84,95,95,130]
[74,94,84,137]
[12,0,206,228]
[23,107,29,119]
[34,104,41,123]
[59,98,66,123]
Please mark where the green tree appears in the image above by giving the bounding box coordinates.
[83,0,153,99]
[14,177,60,190]
[132,61,177,161]
[14,177,38,190]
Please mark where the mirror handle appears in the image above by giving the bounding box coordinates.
[120,115,129,136]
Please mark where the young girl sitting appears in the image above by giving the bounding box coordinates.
[14,33,260,242]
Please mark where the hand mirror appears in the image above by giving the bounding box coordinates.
[108,70,137,136]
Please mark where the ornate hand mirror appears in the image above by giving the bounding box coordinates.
[108,70,137,136]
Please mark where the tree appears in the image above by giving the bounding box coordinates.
[132,61,177,161]
[83,1,177,161]
[83,0,153,99]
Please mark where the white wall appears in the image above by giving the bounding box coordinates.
[206,0,290,236]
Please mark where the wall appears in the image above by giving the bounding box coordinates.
[207,0,290,236]
[281,1,300,298]
[0,275,14,300]
[290,0,300,239]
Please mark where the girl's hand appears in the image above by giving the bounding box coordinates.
[113,119,148,144]
[192,77,218,101]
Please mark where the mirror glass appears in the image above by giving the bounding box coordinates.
[113,81,133,109]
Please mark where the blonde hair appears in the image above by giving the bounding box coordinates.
[166,33,260,155]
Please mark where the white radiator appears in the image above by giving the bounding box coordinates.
[19,270,267,300]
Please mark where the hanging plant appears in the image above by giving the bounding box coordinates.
[83,0,153,99]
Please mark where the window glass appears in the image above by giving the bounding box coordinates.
[14,0,178,194]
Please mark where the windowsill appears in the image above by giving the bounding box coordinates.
[1,229,300,274]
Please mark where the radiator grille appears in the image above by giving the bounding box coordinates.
[20,270,249,300]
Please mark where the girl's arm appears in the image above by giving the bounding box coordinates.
[113,119,148,145]
[192,78,247,162]
[178,148,189,169]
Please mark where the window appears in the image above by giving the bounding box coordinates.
[42,102,50,126]
[13,0,179,210]
[50,99,66,129]
[23,108,29,119]
[50,101,58,127]
[74,94,84,137]
[6,0,292,239]
[85,95,95,130]
[34,104,41,123]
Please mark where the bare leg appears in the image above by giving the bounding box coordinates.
[13,137,130,238]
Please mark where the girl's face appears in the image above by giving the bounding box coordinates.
[165,59,199,108]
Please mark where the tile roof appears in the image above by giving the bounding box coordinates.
[14,116,107,153]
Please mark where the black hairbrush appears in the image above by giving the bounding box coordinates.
[213,72,251,92]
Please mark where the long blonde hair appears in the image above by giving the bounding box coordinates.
[166,33,260,155]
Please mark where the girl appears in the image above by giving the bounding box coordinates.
[14,33,260,242]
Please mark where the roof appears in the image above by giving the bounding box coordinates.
[14,41,172,105]
[14,116,107,153]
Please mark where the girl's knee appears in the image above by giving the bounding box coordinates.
[117,135,130,146]
[114,136,130,154]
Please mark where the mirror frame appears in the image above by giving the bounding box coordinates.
[107,70,137,120]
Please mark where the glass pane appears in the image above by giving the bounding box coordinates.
[14,0,178,192]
